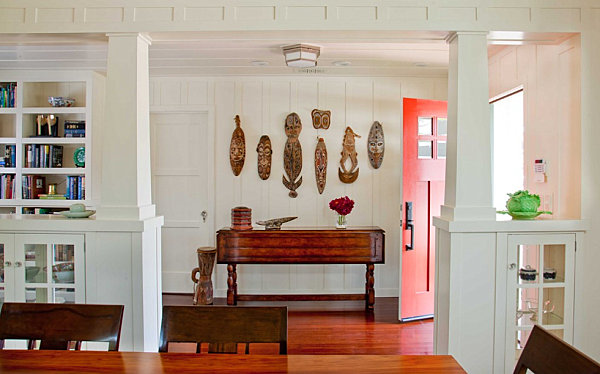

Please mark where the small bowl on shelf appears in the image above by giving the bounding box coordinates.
[25,266,41,282]
[48,96,76,107]
[52,262,74,283]
[543,268,557,280]
[519,265,537,281]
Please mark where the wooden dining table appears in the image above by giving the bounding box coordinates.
[0,351,466,373]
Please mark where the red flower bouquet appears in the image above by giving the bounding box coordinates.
[329,196,355,216]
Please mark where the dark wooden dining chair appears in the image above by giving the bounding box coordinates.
[514,325,600,374]
[0,302,125,351]
[159,305,287,354]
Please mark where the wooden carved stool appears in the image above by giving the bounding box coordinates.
[191,247,217,305]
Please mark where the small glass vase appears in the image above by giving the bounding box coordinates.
[336,214,347,229]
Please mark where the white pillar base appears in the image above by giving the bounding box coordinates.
[440,205,497,221]
[96,204,156,221]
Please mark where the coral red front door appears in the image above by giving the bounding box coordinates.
[401,98,447,321]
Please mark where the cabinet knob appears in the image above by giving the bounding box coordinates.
[508,263,517,270]
[4,261,11,267]
[14,261,22,268]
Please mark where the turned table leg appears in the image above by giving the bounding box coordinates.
[365,263,375,310]
[227,264,237,305]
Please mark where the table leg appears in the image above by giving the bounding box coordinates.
[365,263,375,310]
[227,264,237,305]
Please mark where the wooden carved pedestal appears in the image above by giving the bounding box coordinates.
[191,247,217,305]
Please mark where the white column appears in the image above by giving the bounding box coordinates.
[434,32,497,373]
[575,11,600,361]
[441,32,496,221]
[97,33,156,220]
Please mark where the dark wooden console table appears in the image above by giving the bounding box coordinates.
[216,227,385,310]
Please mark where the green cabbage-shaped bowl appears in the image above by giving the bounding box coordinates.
[498,190,552,220]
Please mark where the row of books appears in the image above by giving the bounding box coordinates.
[22,207,67,215]
[66,176,85,200]
[24,145,63,168]
[53,244,74,261]
[22,175,45,199]
[0,174,14,199]
[0,145,16,167]
[64,120,86,138]
[0,83,16,108]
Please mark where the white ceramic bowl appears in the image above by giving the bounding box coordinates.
[54,270,74,283]
[48,96,76,107]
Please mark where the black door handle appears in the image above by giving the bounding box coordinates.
[405,222,414,251]
[405,201,414,251]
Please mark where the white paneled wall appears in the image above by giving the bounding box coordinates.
[489,36,581,219]
[150,75,447,297]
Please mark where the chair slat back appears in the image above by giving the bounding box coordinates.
[159,305,287,354]
[514,325,600,374]
[0,303,124,351]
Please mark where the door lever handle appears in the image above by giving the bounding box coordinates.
[404,201,414,251]
[405,222,414,251]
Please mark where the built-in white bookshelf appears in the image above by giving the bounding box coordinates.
[0,71,98,216]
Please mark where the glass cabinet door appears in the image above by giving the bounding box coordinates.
[0,234,15,309]
[13,234,85,304]
[505,234,575,370]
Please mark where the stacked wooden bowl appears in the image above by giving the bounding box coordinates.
[231,206,252,230]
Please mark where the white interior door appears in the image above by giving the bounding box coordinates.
[150,111,214,293]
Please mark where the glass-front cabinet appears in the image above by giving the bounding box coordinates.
[0,234,15,308]
[505,233,575,370]
[1,234,84,307]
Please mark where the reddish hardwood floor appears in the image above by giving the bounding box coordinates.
[162,296,433,355]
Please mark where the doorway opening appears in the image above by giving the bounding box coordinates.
[491,89,525,211]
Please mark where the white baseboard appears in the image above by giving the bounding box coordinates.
[162,271,398,297]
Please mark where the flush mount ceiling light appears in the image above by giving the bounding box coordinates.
[282,44,320,68]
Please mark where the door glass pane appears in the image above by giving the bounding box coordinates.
[518,244,539,285]
[26,287,48,303]
[418,141,433,159]
[53,288,75,304]
[543,244,565,283]
[542,288,564,326]
[0,286,4,308]
[515,329,532,360]
[517,288,538,327]
[437,141,446,159]
[548,329,564,340]
[418,117,433,135]
[52,244,75,284]
[437,117,447,136]
[25,244,46,284]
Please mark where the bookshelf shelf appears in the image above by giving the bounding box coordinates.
[22,107,86,114]
[0,137,17,144]
[22,168,86,175]
[19,199,85,207]
[22,138,85,145]
[0,71,98,216]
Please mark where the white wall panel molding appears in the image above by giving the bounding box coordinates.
[0,1,594,33]
[150,75,446,296]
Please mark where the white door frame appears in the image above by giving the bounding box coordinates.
[149,105,216,292]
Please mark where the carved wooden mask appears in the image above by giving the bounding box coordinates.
[368,121,384,169]
[282,113,303,198]
[311,109,331,129]
[314,137,327,194]
[229,115,245,176]
[338,126,361,184]
[256,135,272,180]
